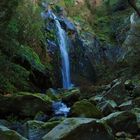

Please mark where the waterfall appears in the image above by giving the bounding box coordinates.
[52,12,72,89]
[41,5,72,89]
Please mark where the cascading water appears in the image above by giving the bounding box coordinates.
[52,101,70,117]
[41,2,72,89]
[52,13,72,89]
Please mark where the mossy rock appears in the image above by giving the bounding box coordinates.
[0,92,52,118]
[23,120,61,140]
[71,99,102,118]
[15,45,52,90]
[46,88,59,101]
[43,118,114,140]
[61,88,81,106]
[0,125,27,140]
[16,45,45,72]
[0,52,31,93]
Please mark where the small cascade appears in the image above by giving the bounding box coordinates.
[130,13,135,24]
[52,101,70,117]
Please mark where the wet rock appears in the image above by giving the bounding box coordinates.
[91,95,106,103]
[115,131,127,138]
[97,100,117,116]
[101,111,138,134]
[0,125,27,140]
[0,92,52,118]
[71,99,102,118]
[43,118,114,140]
[59,17,76,32]
[119,100,133,111]
[47,40,58,55]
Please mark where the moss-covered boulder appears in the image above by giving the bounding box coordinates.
[43,118,114,140]
[23,120,61,140]
[0,92,52,118]
[61,88,81,106]
[101,111,139,134]
[0,125,27,140]
[71,99,102,118]
[46,88,58,101]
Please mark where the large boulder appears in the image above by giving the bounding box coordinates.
[0,92,52,118]
[101,111,139,134]
[71,99,102,118]
[0,125,27,140]
[43,118,114,140]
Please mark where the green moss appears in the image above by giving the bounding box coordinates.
[18,45,45,71]
[26,120,61,134]
[0,54,30,93]
[42,121,61,130]
[15,0,44,44]
[18,92,53,103]
[71,99,102,118]
[7,18,19,36]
